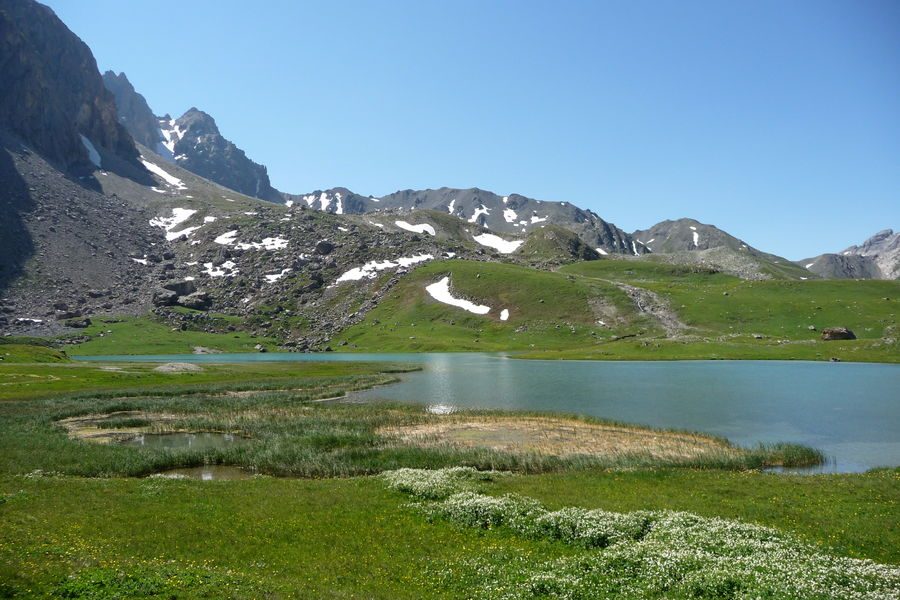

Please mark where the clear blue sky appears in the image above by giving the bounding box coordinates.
[45,0,899,259]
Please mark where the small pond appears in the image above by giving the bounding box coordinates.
[122,432,247,450]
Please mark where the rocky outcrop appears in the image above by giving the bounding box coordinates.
[161,108,283,202]
[102,71,163,151]
[0,0,139,170]
[800,230,899,280]
[821,327,856,341]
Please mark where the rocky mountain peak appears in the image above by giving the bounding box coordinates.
[102,70,163,150]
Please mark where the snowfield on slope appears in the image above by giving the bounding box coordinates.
[334,254,434,284]
[473,233,523,254]
[425,276,490,315]
[141,158,187,190]
[395,221,436,236]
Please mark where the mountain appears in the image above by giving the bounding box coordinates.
[0,0,141,172]
[800,230,900,280]
[101,71,164,151]
[284,186,641,255]
[103,72,283,203]
[631,218,812,280]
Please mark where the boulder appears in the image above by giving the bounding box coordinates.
[314,239,334,255]
[821,327,856,341]
[151,287,178,307]
[64,316,92,328]
[177,292,212,310]
[163,280,197,297]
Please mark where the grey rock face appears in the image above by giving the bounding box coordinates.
[799,229,899,280]
[0,0,139,170]
[102,71,164,151]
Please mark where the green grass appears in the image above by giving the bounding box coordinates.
[339,259,650,352]
[0,358,895,597]
[490,468,900,565]
[61,314,277,355]
[0,343,69,363]
[334,258,899,361]
[0,360,408,401]
[562,260,899,341]
[1,469,896,598]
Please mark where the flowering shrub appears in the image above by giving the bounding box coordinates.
[533,507,653,548]
[383,468,900,599]
[424,492,544,531]
[380,466,499,500]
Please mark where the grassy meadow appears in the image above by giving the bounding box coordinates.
[0,352,896,598]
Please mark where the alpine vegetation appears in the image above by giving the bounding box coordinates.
[384,468,900,599]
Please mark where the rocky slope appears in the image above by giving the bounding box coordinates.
[631,218,811,280]
[0,0,139,171]
[103,72,283,203]
[800,230,900,280]
[284,186,641,255]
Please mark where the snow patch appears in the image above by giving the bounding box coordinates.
[805,262,815,269]
[425,276,490,315]
[395,220,436,236]
[141,159,186,190]
[235,237,288,251]
[502,196,509,204]
[631,241,639,255]
[338,226,349,232]
[367,221,384,229]
[79,135,101,167]
[285,200,294,207]
[265,268,292,283]
[503,208,518,223]
[334,254,433,284]
[214,230,239,245]
[131,258,149,265]
[334,192,344,215]
[530,214,548,224]
[447,199,456,214]
[468,204,490,223]
[596,247,608,256]
[473,233,523,254]
[203,216,216,223]
[203,260,239,278]
[500,309,509,321]
[692,231,700,247]
[150,208,199,241]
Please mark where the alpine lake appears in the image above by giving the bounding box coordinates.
[75,353,900,474]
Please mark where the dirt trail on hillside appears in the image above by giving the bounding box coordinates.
[612,282,688,337]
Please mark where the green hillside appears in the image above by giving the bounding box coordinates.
[339,258,900,361]
[339,260,650,352]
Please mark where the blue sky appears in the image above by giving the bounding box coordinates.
[45,0,899,259]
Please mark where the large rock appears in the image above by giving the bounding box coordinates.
[821,327,856,341]
[151,287,178,307]
[314,239,335,255]
[163,280,197,297]
[177,292,211,310]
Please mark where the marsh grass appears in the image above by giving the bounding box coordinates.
[1,383,824,479]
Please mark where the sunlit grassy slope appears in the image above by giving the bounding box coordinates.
[339,258,899,361]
